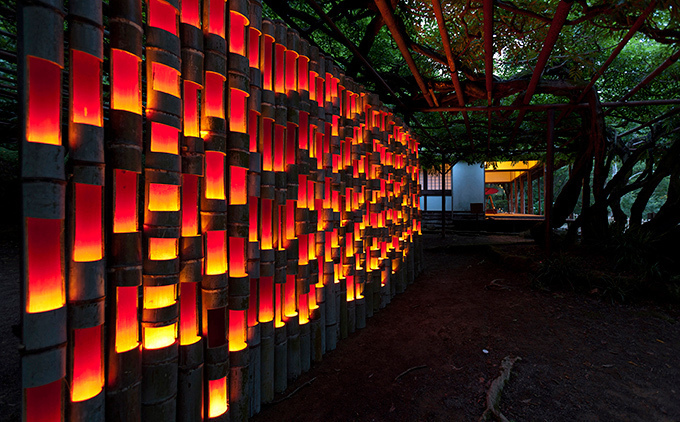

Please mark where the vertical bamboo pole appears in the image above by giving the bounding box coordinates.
[66,1,106,418]
[20,0,67,420]
[178,1,205,420]
[201,0,229,419]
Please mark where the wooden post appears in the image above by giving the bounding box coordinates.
[545,110,555,255]
[527,171,533,214]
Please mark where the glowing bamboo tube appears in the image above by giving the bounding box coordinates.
[71,325,104,402]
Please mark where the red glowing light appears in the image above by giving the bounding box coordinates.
[261,199,273,249]
[205,231,227,275]
[180,0,200,26]
[113,170,137,233]
[285,49,298,92]
[308,284,318,310]
[308,233,315,261]
[229,166,248,205]
[229,88,248,133]
[149,0,177,35]
[298,175,307,208]
[248,110,259,152]
[263,35,274,90]
[346,275,355,301]
[248,278,258,327]
[284,274,297,317]
[259,276,274,323]
[25,379,61,422]
[228,310,247,351]
[207,0,225,36]
[286,200,295,240]
[286,123,297,166]
[73,183,103,262]
[307,180,315,211]
[111,49,141,114]
[228,237,247,277]
[229,11,249,56]
[180,282,200,345]
[27,56,61,145]
[72,325,103,402]
[205,151,226,200]
[148,183,180,211]
[152,62,180,97]
[297,56,309,92]
[208,377,228,418]
[315,75,324,107]
[150,121,179,155]
[71,50,102,127]
[274,124,285,171]
[298,234,308,265]
[298,292,309,324]
[183,81,200,137]
[181,174,199,236]
[309,71,318,102]
[262,118,273,171]
[274,44,285,94]
[249,27,261,69]
[204,71,225,118]
[26,218,64,313]
[116,286,138,353]
[274,284,284,327]
[249,198,259,242]
[298,112,309,149]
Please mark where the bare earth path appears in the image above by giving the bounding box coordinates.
[1,232,678,421]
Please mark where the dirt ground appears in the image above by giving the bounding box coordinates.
[1,231,679,421]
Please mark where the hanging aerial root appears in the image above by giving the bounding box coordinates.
[480,356,522,422]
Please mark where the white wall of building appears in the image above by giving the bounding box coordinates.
[451,163,485,212]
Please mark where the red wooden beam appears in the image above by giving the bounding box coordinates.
[374,0,436,107]
[512,0,573,133]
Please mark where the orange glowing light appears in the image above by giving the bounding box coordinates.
[71,50,102,126]
[285,49,298,92]
[143,285,176,309]
[274,124,285,171]
[204,71,225,118]
[150,121,179,155]
[228,237,247,277]
[309,71,318,102]
[345,234,354,258]
[286,123,297,166]
[262,118,273,171]
[205,230,227,275]
[148,183,180,211]
[332,190,339,212]
[284,274,297,317]
[249,198,259,242]
[298,292,309,324]
[181,174,199,236]
[229,166,248,205]
[307,180,315,210]
[308,285,318,310]
[249,27,261,69]
[25,380,61,422]
[26,218,64,313]
[298,175,307,208]
[148,237,178,260]
[183,81,200,137]
[115,286,139,353]
[324,231,332,262]
[149,0,177,35]
[143,323,176,350]
[27,56,61,145]
[249,110,259,152]
[346,275,355,301]
[208,377,228,418]
[259,277,274,323]
[229,88,248,133]
[248,278,259,327]
[261,199,273,249]
[262,35,274,90]
[228,310,247,351]
[229,11,249,56]
[205,151,226,200]
[299,112,309,150]
[111,49,141,114]
[274,44,285,94]
[152,62,180,97]
[179,282,200,345]
[286,200,296,240]
[72,325,103,402]
[113,170,137,233]
[308,233,315,261]
[73,183,103,262]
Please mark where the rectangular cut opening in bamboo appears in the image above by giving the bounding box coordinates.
[183,81,201,137]
[259,277,274,323]
[73,183,103,262]
[229,166,248,205]
[151,62,180,97]
[208,376,228,418]
[229,237,247,277]
[180,0,200,26]
[229,88,249,133]
[26,218,64,313]
[149,0,178,36]
[181,174,199,236]
[179,282,200,345]
[113,170,138,233]
[25,379,62,422]
[205,151,226,200]
[71,325,103,402]
[116,286,139,353]
[111,49,141,114]
[229,310,247,351]
[148,183,180,211]
[230,11,249,57]
[148,238,178,261]
[204,72,226,119]
[143,323,177,350]
[206,231,227,275]
[27,56,61,145]
[71,50,102,127]
[143,285,177,309]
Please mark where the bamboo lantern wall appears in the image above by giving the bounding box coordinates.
[18,1,422,421]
